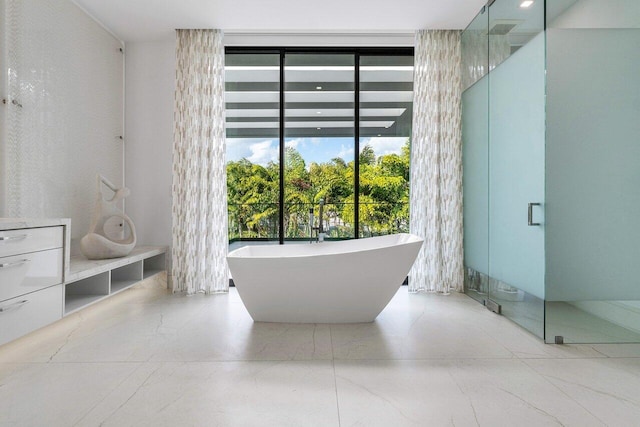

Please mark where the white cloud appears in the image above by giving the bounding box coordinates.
[285,139,301,149]
[247,140,278,166]
[362,137,406,157]
[337,144,354,160]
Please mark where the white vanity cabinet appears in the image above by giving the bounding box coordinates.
[0,285,63,345]
[0,220,68,346]
[0,218,167,347]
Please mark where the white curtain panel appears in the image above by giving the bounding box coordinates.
[172,29,229,294]
[409,30,464,294]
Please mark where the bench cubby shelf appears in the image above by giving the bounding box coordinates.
[64,246,167,315]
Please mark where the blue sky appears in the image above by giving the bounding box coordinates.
[227,136,406,167]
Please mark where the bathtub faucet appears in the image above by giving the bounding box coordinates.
[309,207,314,244]
[311,199,326,243]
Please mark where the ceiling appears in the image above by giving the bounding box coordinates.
[72,0,487,42]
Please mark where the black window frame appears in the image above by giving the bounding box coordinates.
[225,46,414,244]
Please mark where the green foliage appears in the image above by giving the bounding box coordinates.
[226,158,280,239]
[359,144,376,165]
[227,139,411,241]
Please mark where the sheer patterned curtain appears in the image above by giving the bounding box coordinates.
[409,30,464,294]
[172,29,228,294]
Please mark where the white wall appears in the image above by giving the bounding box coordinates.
[124,40,174,254]
[1,0,124,240]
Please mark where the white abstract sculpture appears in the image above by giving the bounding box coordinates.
[80,175,137,259]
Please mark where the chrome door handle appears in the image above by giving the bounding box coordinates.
[0,234,28,242]
[0,299,30,313]
[528,203,541,226]
[0,259,30,269]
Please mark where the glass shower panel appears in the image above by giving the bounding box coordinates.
[544,1,640,343]
[488,0,545,338]
[462,78,489,304]
[462,8,489,304]
[487,0,544,70]
[461,6,489,91]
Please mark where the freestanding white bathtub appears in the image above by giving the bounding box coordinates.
[227,233,423,323]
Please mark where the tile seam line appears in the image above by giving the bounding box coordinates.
[330,326,342,427]
[520,358,609,425]
[71,361,149,427]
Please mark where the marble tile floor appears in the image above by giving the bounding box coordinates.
[2,274,640,426]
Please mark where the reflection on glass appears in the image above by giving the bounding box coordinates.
[225,53,280,245]
[546,300,640,344]
[358,56,413,237]
[461,6,489,90]
[284,54,356,241]
[488,0,544,70]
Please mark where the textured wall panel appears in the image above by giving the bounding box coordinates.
[3,0,123,240]
[0,0,7,212]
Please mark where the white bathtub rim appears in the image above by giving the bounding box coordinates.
[227,233,423,259]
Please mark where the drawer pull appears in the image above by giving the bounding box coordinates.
[0,234,28,242]
[0,299,30,313]
[0,259,30,269]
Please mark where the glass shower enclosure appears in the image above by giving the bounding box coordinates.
[462,0,640,343]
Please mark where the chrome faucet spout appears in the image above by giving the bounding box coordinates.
[310,200,326,243]
[309,207,314,244]
[318,199,325,242]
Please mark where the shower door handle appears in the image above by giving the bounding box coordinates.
[528,203,541,226]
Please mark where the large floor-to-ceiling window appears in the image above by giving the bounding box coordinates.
[225,48,413,247]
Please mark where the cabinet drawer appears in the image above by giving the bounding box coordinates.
[0,285,63,346]
[0,248,63,302]
[0,226,63,258]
